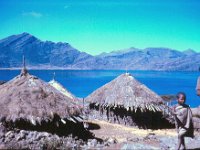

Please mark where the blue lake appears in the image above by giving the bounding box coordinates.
[0,70,200,108]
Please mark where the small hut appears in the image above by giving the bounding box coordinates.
[161,94,176,106]
[86,73,173,129]
[48,76,85,109]
[0,68,91,139]
[49,79,78,102]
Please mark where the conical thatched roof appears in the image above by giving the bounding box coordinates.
[161,95,176,102]
[48,79,77,102]
[86,73,165,112]
[0,71,82,125]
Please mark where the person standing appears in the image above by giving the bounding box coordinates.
[173,92,194,150]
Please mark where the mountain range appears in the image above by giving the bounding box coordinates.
[0,32,200,71]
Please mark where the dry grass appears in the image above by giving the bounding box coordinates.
[0,73,82,125]
[86,73,166,113]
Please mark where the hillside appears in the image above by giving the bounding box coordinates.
[0,33,200,71]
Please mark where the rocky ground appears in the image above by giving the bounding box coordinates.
[0,120,200,149]
[87,120,200,150]
[0,123,116,149]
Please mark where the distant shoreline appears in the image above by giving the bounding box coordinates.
[0,68,199,72]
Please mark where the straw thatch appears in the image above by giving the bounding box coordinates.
[0,58,94,140]
[161,95,176,102]
[161,94,176,107]
[0,71,82,125]
[196,76,200,96]
[49,79,78,102]
[48,79,85,111]
[86,73,165,112]
[86,73,174,129]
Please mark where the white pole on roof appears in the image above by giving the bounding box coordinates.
[53,72,56,81]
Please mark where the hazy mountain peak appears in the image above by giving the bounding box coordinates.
[0,32,38,45]
[21,32,32,36]
[145,47,173,51]
[98,47,140,57]
[183,49,196,55]
[0,33,91,68]
[13,32,36,40]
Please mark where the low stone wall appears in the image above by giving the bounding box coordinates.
[192,107,200,130]
[0,123,116,149]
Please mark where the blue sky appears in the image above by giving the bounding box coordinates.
[0,0,200,55]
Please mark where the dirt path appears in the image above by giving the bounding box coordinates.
[88,119,176,142]
[87,119,200,149]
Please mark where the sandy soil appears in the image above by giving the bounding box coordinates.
[87,119,200,149]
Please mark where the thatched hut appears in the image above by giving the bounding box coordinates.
[48,79,85,110]
[86,73,174,129]
[0,69,91,139]
[49,79,78,102]
[161,94,176,106]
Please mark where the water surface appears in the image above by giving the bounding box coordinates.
[0,70,199,107]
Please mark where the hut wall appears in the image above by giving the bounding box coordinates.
[0,81,6,85]
[2,116,93,140]
[89,103,174,129]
